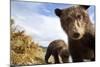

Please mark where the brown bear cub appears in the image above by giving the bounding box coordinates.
[45,40,69,64]
[55,5,95,62]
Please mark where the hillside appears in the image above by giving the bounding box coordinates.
[10,19,54,66]
[11,31,46,65]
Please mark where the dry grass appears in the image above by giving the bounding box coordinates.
[11,32,45,65]
[10,19,55,66]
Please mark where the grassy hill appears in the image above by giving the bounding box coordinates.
[11,31,46,65]
[10,31,55,66]
[10,19,55,66]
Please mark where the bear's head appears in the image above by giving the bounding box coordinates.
[55,5,91,40]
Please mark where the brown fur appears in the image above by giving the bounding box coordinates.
[45,40,69,64]
[55,5,95,62]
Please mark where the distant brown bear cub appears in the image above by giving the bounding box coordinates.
[55,5,95,62]
[45,40,69,64]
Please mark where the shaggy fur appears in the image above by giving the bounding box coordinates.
[55,5,95,62]
[45,40,69,63]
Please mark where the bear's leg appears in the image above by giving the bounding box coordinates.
[72,57,83,62]
[61,56,69,63]
[53,54,60,64]
[91,49,95,61]
[60,54,69,63]
[71,54,83,62]
[91,56,95,61]
[45,50,52,64]
[91,58,95,61]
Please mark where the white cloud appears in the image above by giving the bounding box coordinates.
[12,12,68,47]
[88,6,95,24]
[90,13,95,24]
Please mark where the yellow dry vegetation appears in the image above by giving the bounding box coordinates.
[11,31,45,65]
[10,19,54,66]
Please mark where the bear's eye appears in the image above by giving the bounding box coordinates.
[77,14,82,19]
[66,17,72,22]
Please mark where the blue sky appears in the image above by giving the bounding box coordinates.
[11,1,95,47]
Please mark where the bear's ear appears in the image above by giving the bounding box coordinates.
[55,8,62,17]
[79,5,90,10]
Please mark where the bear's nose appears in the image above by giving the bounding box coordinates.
[73,32,80,38]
